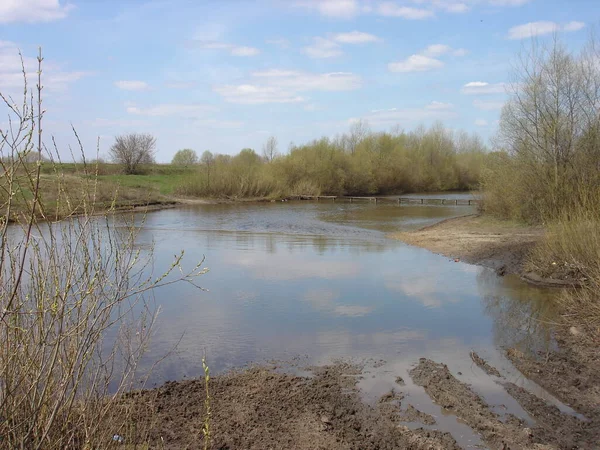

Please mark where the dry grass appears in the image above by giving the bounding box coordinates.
[2,171,167,222]
[526,208,600,334]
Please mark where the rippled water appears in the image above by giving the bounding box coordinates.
[125,198,571,447]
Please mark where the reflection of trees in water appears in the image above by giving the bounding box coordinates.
[477,270,559,356]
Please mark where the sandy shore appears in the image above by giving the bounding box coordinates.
[391,214,543,275]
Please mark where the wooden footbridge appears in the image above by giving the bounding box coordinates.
[290,195,480,206]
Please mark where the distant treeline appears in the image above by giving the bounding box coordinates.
[177,122,487,198]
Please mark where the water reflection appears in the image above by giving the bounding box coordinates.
[111,201,579,445]
[477,270,559,354]
[127,201,555,387]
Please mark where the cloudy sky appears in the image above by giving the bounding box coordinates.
[0,0,594,161]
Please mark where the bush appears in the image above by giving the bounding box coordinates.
[175,124,488,199]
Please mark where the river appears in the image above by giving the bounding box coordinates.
[126,195,574,447]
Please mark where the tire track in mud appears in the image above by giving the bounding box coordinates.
[408,357,598,449]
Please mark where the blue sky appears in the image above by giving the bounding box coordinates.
[0,0,595,162]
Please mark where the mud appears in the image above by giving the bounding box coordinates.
[470,351,502,377]
[122,352,600,449]
[397,404,437,426]
[410,358,600,449]
[506,327,600,421]
[129,363,460,449]
[410,359,535,449]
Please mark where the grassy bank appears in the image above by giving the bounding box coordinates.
[3,170,172,222]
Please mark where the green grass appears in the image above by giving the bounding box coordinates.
[97,174,188,196]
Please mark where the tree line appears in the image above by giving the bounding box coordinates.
[169,123,487,198]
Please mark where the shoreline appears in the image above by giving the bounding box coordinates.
[389,214,581,287]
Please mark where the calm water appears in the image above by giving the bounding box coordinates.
[126,198,569,447]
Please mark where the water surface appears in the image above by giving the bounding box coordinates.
[129,198,567,447]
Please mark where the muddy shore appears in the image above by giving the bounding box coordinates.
[118,213,600,449]
[125,354,600,449]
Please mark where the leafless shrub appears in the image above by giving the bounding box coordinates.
[0,49,206,449]
[109,133,157,175]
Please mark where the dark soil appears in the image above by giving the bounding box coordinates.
[470,351,502,377]
[409,358,598,449]
[129,363,460,449]
[506,327,600,421]
[397,405,437,426]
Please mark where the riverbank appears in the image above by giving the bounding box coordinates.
[391,213,600,446]
[121,355,599,449]
[390,215,542,277]
[390,214,585,287]
[112,213,600,449]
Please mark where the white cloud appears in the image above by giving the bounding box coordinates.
[214,85,305,104]
[461,81,506,95]
[0,41,87,92]
[214,70,362,104]
[303,288,373,317]
[563,21,585,32]
[165,81,197,89]
[45,71,88,90]
[507,21,558,39]
[196,41,261,56]
[452,48,469,56]
[489,0,531,5]
[475,118,488,126]
[304,103,321,111]
[377,2,434,19]
[423,44,468,57]
[114,80,149,91]
[194,118,244,129]
[230,46,260,56]
[295,0,360,19]
[473,99,505,110]
[265,38,290,49]
[126,104,214,117]
[507,21,585,40]
[226,252,360,280]
[355,102,457,126]
[426,101,453,110]
[90,118,148,128]
[303,31,380,59]
[422,44,451,57]
[441,2,469,13]
[0,0,73,24]
[252,69,362,91]
[303,37,342,59]
[331,31,381,44]
[388,54,444,72]
[414,0,471,13]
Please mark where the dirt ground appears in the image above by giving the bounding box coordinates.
[128,363,462,450]
[391,215,545,279]
[124,355,600,449]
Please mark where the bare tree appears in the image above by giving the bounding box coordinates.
[109,133,156,174]
[346,119,370,155]
[201,150,214,189]
[499,34,600,217]
[262,136,279,162]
